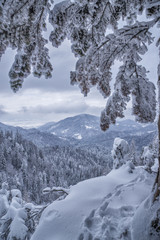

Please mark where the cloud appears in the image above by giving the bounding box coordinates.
[19,101,88,115]
[0,88,106,127]
[0,105,8,115]
[17,90,105,116]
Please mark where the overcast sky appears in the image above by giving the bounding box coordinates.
[0,3,159,128]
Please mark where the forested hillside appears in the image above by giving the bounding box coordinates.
[0,114,157,205]
[0,129,112,204]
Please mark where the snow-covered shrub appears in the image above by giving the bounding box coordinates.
[0,182,9,218]
[0,184,35,240]
[111,138,130,169]
[126,161,135,173]
[129,140,139,166]
[141,145,157,173]
[7,208,28,240]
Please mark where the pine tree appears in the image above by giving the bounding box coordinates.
[0,147,6,170]
[0,130,4,144]
[129,140,139,166]
[111,137,130,169]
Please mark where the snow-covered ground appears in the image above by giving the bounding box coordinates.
[31,164,155,240]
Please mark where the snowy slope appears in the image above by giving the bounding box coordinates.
[31,164,154,240]
[0,122,70,147]
[37,121,55,132]
[38,114,100,139]
[38,114,156,138]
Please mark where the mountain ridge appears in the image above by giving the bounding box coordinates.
[37,114,157,149]
[0,114,157,150]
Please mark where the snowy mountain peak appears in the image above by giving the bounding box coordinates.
[37,115,156,147]
[38,114,100,140]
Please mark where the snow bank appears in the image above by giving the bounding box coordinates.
[31,164,154,240]
[132,193,160,240]
[79,167,154,239]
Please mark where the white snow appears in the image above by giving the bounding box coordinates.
[31,164,154,240]
[11,189,22,198]
[42,187,52,194]
[132,192,160,240]
[59,136,67,140]
[50,124,60,130]
[147,130,154,133]
[151,158,159,173]
[85,125,93,129]
[61,129,69,133]
[73,133,82,140]
[8,208,28,240]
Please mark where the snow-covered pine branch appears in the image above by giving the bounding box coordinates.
[0,0,53,92]
[0,1,159,128]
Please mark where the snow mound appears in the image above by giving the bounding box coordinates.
[31,165,154,240]
[11,189,22,198]
[79,168,153,239]
[132,193,160,240]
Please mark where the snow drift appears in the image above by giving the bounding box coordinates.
[31,164,155,240]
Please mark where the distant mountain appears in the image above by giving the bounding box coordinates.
[38,114,100,140]
[0,114,157,150]
[0,122,24,133]
[0,122,70,147]
[38,121,55,132]
[38,114,157,149]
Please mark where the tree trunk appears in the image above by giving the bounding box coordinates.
[153,70,160,201]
